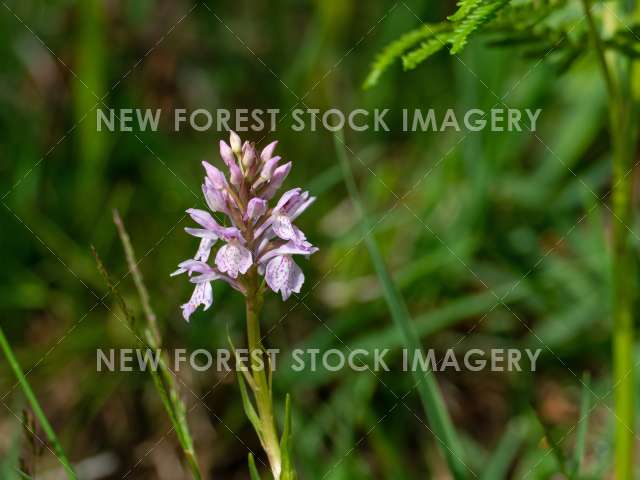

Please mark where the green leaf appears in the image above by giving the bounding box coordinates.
[16,470,34,480]
[481,418,527,480]
[280,394,295,480]
[569,372,592,478]
[0,327,77,479]
[237,372,263,439]
[530,404,569,477]
[248,453,262,480]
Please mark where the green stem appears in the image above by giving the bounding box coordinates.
[581,0,617,101]
[0,326,77,479]
[611,115,635,480]
[582,1,637,478]
[246,274,284,479]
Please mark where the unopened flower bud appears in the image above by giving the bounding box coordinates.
[262,162,292,199]
[230,130,242,155]
[241,142,256,169]
[246,197,267,220]
[261,141,278,162]
[202,161,227,189]
[260,156,281,180]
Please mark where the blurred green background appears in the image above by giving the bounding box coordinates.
[0,0,630,478]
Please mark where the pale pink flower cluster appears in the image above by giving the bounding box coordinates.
[172,132,317,321]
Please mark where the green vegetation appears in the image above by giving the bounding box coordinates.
[1,0,639,478]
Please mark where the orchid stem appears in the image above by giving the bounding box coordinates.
[245,268,286,479]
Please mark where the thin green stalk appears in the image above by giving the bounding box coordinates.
[113,210,161,345]
[581,1,637,478]
[93,237,202,480]
[605,84,635,480]
[0,326,76,479]
[245,269,286,479]
[334,131,469,480]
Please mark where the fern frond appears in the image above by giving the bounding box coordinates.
[448,0,485,22]
[363,0,578,88]
[449,0,510,54]
[363,23,449,89]
[402,33,450,70]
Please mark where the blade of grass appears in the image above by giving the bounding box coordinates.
[530,403,569,477]
[480,418,527,480]
[112,209,161,345]
[16,469,34,480]
[334,131,469,480]
[248,453,262,480]
[0,327,76,479]
[570,372,592,478]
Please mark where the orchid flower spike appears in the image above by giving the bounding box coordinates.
[172,131,318,320]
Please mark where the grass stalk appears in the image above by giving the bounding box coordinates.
[581,1,637,477]
[334,131,469,480]
[94,215,204,480]
[0,326,77,479]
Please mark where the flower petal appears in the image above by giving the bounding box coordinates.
[202,161,227,189]
[184,227,218,240]
[187,208,220,231]
[290,196,315,221]
[259,240,318,264]
[171,259,212,277]
[265,255,304,300]
[274,188,302,212]
[215,243,253,278]
[186,210,242,241]
[246,197,267,220]
[181,281,213,321]
[272,214,296,240]
[203,184,228,213]
[195,237,215,262]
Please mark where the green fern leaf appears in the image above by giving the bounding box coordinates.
[448,0,485,22]
[402,33,451,70]
[449,0,510,54]
[363,23,448,89]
